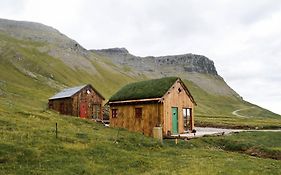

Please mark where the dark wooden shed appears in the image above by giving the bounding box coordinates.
[48,84,105,119]
[108,77,196,137]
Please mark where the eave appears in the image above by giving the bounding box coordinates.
[108,98,162,105]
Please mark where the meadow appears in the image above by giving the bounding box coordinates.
[1,28,281,174]
[0,109,280,175]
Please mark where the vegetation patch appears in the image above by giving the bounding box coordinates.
[200,132,281,160]
[110,77,178,101]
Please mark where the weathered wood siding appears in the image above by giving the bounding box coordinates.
[110,103,163,136]
[162,80,194,135]
[72,85,104,119]
[48,98,72,115]
[49,85,104,119]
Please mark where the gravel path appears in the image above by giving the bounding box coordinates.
[173,127,281,138]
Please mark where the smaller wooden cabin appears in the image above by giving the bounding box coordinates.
[48,84,105,119]
[108,77,196,137]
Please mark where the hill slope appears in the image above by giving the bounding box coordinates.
[1,110,281,174]
[1,17,281,175]
[0,18,280,128]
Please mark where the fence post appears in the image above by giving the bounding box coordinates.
[56,123,58,138]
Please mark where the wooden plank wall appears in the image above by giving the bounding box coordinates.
[162,80,194,135]
[48,98,72,115]
[110,103,163,136]
[72,85,104,119]
[49,85,104,119]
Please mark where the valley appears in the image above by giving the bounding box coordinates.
[0,18,281,174]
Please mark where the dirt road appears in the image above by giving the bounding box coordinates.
[232,107,255,118]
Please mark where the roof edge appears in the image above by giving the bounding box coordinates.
[87,84,105,100]
[109,98,161,104]
[48,84,105,101]
[178,78,197,105]
[160,78,197,105]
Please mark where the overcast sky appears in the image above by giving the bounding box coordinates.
[1,0,280,115]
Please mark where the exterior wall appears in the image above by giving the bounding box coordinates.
[49,85,104,119]
[162,80,194,135]
[109,103,163,136]
[48,98,72,115]
[71,85,104,119]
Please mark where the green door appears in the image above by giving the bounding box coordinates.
[172,107,178,134]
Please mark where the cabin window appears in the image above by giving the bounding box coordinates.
[92,104,101,119]
[178,88,182,93]
[135,108,142,118]
[183,108,191,131]
[112,109,118,118]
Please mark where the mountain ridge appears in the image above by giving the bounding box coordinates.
[93,47,218,75]
[0,18,280,129]
[93,47,239,97]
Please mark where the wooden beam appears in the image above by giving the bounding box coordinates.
[109,98,161,104]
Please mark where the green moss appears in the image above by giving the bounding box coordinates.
[109,77,179,101]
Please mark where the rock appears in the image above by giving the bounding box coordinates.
[93,48,239,97]
[94,48,218,75]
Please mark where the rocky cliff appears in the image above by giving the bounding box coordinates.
[93,48,239,97]
[94,48,218,75]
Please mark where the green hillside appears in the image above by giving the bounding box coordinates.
[1,110,281,174]
[183,79,281,129]
[1,18,281,174]
[0,27,280,128]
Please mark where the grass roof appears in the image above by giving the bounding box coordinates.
[109,77,179,101]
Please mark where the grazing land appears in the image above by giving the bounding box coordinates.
[1,110,281,175]
[0,18,281,174]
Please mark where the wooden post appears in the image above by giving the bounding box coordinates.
[153,127,163,144]
[55,123,58,138]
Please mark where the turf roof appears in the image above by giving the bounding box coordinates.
[109,77,179,101]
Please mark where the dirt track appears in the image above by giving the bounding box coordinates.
[231,107,255,118]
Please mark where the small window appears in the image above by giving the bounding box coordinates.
[112,109,118,118]
[135,108,142,118]
[183,108,191,131]
[178,88,182,93]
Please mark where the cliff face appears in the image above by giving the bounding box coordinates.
[93,48,240,97]
[94,48,218,75]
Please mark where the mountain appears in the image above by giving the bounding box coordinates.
[93,48,239,97]
[0,18,280,128]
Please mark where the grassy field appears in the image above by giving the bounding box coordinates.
[1,23,281,174]
[200,131,281,160]
[1,110,281,175]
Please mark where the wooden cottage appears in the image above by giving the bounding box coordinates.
[108,77,196,137]
[48,84,105,119]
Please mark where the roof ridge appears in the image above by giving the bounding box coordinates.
[49,84,88,100]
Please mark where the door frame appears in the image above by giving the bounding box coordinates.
[171,107,178,134]
[79,102,88,118]
[92,104,101,119]
[183,107,192,131]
